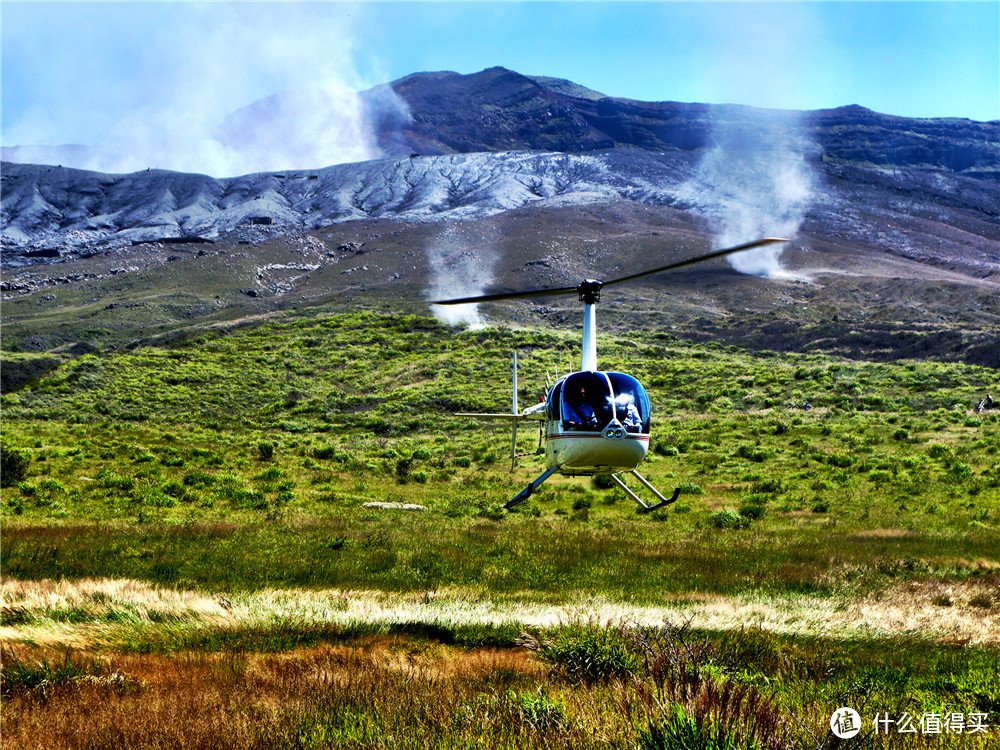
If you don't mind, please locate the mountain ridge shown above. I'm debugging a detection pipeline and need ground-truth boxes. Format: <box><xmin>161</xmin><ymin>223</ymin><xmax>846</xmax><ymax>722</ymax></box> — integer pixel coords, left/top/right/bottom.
<box><xmin>4</xmin><ymin>66</ymin><xmax>997</xmax><ymax>177</ymax></box>
<box><xmin>365</xmin><ymin>67</ymin><xmax>998</xmax><ymax>178</ymax></box>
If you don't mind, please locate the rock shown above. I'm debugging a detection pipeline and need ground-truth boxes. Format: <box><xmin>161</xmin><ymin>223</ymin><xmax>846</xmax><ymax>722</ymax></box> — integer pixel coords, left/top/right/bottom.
<box><xmin>362</xmin><ymin>501</ymin><xmax>427</xmax><ymax>511</ymax></box>
<box><xmin>19</xmin><ymin>248</ymin><xmax>60</xmax><ymax>258</ymax></box>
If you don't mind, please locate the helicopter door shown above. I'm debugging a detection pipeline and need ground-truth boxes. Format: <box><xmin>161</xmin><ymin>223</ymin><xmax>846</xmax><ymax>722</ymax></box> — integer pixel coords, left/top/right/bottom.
<box><xmin>560</xmin><ymin>372</ymin><xmax>613</xmax><ymax>431</ymax></box>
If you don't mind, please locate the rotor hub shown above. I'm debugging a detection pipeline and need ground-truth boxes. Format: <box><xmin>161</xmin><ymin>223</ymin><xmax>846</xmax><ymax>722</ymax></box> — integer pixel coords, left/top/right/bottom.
<box><xmin>578</xmin><ymin>280</ymin><xmax>603</xmax><ymax>305</ymax></box>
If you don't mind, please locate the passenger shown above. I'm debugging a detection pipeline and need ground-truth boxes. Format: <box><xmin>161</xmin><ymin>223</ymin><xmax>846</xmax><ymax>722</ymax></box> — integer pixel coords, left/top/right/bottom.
<box><xmin>619</xmin><ymin>401</ymin><xmax>642</xmax><ymax>432</ymax></box>
<box><xmin>564</xmin><ymin>385</ymin><xmax>599</xmax><ymax>430</ymax></box>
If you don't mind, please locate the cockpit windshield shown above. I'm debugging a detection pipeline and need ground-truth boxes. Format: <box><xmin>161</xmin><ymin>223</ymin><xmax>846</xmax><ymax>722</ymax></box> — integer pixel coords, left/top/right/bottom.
<box><xmin>607</xmin><ymin>372</ymin><xmax>651</xmax><ymax>433</ymax></box>
<box><xmin>552</xmin><ymin>371</ymin><xmax>651</xmax><ymax>433</ymax></box>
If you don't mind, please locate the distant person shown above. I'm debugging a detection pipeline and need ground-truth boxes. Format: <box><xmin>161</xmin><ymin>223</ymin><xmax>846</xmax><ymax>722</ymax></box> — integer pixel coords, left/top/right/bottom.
<box><xmin>986</xmin><ymin>394</ymin><xmax>994</xmax><ymax>410</ymax></box>
<box><xmin>564</xmin><ymin>385</ymin><xmax>598</xmax><ymax>429</ymax></box>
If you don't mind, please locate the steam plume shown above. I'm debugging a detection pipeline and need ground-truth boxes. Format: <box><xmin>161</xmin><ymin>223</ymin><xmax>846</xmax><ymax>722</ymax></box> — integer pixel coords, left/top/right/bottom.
<box><xmin>2</xmin><ymin>5</ymin><xmax>410</xmax><ymax>177</ymax></box>
<box><xmin>679</xmin><ymin>110</ymin><xmax>813</xmax><ymax>279</ymax></box>
<box><xmin>427</xmin><ymin>225</ymin><xmax>498</xmax><ymax>329</ymax></box>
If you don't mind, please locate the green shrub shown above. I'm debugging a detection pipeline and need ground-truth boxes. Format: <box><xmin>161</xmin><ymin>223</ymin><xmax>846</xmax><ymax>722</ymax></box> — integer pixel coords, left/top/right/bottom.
<box><xmin>826</xmin><ymin>452</ymin><xmax>853</xmax><ymax>468</ymax></box>
<box><xmin>710</xmin><ymin>509</ymin><xmax>749</xmax><ymax>530</ymax></box>
<box><xmin>255</xmin><ymin>466</ymin><xmax>284</xmax><ymax>481</ymax></box>
<box><xmin>516</xmin><ymin>689</ymin><xmax>566</xmax><ymax>733</ymax></box>
<box><xmin>750</xmin><ymin>477</ymin><xmax>783</xmax><ymax>494</ymax></box>
<box><xmin>654</xmin><ymin>441</ymin><xmax>680</xmax><ymax>457</ymax></box>
<box><xmin>97</xmin><ymin>469</ymin><xmax>134</xmax><ymax>492</ymax></box>
<box><xmin>738</xmin><ymin>500</ymin><xmax>768</xmax><ymax>520</ymax></box>
<box><xmin>929</xmin><ymin>443</ymin><xmax>952</xmax><ymax>459</ymax></box>
<box><xmin>38</xmin><ymin>478</ymin><xmax>66</xmax><ymax>494</ymax></box>
<box><xmin>640</xmin><ymin>705</ymin><xmax>726</xmax><ymax>750</ymax></box>
<box><xmin>736</xmin><ymin>445</ymin><xmax>771</xmax><ymax>463</ymax></box>
<box><xmin>182</xmin><ymin>470</ymin><xmax>215</xmax><ymax>488</ymax></box>
<box><xmin>1</xmin><ymin>444</ymin><xmax>30</xmax><ymax>488</ymax></box>
<box><xmin>677</xmin><ymin>482</ymin><xmax>704</xmax><ymax>495</ymax></box>
<box><xmin>592</xmin><ymin>474</ymin><xmax>615</xmax><ymax>490</ymax></box>
<box><xmin>312</xmin><ymin>446</ymin><xmax>336</xmax><ymax>460</ymax></box>
<box><xmin>476</xmin><ymin>502</ymin><xmax>506</xmax><ymax>521</ymax></box>
<box><xmin>949</xmin><ymin>462</ymin><xmax>973</xmax><ymax>481</ymax></box>
<box><xmin>525</xmin><ymin>624</ymin><xmax>638</xmax><ymax>683</ymax></box>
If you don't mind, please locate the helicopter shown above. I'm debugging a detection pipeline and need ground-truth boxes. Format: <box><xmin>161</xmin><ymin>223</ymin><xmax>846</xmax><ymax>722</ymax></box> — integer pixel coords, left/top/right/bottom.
<box><xmin>433</xmin><ymin>237</ymin><xmax>789</xmax><ymax>513</ymax></box>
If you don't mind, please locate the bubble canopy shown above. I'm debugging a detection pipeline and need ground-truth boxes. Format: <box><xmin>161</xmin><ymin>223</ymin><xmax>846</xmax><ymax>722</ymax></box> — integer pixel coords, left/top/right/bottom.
<box><xmin>548</xmin><ymin>371</ymin><xmax>651</xmax><ymax>433</ymax></box>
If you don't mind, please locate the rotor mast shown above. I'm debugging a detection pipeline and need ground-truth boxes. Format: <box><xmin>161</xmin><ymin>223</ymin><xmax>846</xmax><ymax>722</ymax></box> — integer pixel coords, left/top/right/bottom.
<box><xmin>578</xmin><ymin>280</ymin><xmax>601</xmax><ymax>371</ymax></box>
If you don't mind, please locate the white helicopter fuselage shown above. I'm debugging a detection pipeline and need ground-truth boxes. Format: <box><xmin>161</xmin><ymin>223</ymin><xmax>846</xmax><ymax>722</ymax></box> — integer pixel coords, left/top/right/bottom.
<box><xmin>516</xmin><ymin>365</ymin><xmax>652</xmax><ymax>476</ymax></box>
<box><xmin>543</xmin><ymin>418</ymin><xmax>649</xmax><ymax>476</ymax></box>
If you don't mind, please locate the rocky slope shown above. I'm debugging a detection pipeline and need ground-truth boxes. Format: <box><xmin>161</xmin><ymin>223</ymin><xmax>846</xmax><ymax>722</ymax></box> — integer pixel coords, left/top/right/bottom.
<box><xmin>3</xmin><ymin>149</ymin><xmax>997</xmax><ymax>268</ymax></box>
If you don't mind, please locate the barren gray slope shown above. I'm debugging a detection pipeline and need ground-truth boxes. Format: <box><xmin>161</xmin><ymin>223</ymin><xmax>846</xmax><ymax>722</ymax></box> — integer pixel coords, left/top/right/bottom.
<box><xmin>3</xmin><ymin>150</ymin><xmax>998</xmax><ymax>278</ymax></box>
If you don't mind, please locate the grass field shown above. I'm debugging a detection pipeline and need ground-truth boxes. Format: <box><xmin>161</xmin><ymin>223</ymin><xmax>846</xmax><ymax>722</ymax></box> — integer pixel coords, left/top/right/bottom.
<box><xmin>2</xmin><ymin>310</ymin><xmax>998</xmax><ymax>748</ymax></box>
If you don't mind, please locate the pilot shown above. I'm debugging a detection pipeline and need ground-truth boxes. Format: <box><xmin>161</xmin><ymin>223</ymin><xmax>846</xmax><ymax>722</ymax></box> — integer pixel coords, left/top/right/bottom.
<box><xmin>564</xmin><ymin>385</ymin><xmax>599</xmax><ymax>429</ymax></box>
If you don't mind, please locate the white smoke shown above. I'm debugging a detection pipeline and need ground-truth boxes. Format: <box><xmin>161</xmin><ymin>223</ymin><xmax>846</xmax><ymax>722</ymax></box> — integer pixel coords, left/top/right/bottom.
<box><xmin>678</xmin><ymin>111</ymin><xmax>814</xmax><ymax>279</ymax></box>
<box><xmin>672</xmin><ymin>0</ymin><xmax>821</xmax><ymax>279</ymax></box>
<box><xmin>2</xmin><ymin>5</ymin><xmax>410</xmax><ymax>177</ymax></box>
<box><xmin>426</xmin><ymin>225</ymin><xmax>498</xmax><ymax>329</ymax></box>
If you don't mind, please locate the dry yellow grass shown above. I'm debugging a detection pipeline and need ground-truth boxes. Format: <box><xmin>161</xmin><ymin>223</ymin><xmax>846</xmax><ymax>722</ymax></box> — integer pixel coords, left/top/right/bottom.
<box><xmin>0</xmin><ymin>639</ymin><xmax>589</xmax><ymax>750</ymax></box>
<box><xmin>3</xmin><ymin>576</ymin><xmax>998</xmax><ymax>647</ymax></box>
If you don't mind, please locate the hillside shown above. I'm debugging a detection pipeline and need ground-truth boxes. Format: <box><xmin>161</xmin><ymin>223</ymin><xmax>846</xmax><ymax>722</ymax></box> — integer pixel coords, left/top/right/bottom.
<box><xmin>1</xmin><ymin>68</ymin><xmax>998</xmax><ymax>368</ymax></box>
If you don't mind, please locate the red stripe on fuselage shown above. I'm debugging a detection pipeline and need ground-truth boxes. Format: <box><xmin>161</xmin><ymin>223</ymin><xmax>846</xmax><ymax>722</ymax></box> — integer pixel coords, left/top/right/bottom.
<box><xmin>546</xmin><ymin>433</ymin><xmax>649</xmax><ymax>441</ymax></box>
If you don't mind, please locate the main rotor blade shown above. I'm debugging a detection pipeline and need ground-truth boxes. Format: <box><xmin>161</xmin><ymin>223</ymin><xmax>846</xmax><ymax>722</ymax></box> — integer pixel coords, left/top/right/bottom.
<box><xmin>602</xmin><ymin>237</ymin><xmax>789</xmax><ymax>288</ymax></box>
<box><xmin>431</xmin><ymin>237</ymin><xmax>789</xmax><ymax>305</ymax></box>
<box><xmin>432</xmin><ymin>285</ymin><xmax>579</xmax><ymax>305</ymax></box>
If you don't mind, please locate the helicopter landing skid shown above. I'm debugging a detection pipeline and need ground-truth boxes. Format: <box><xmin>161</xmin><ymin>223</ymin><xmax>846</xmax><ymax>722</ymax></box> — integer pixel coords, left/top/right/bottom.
<box><xmin>504</xmin><ymin>464</ymin><xmax>563</xmax><ymax>509</ymax></box>
<box><xmin>611</xmin><ymin>470</ymin><xmax>682</xmax><ymax>514</ymax></box>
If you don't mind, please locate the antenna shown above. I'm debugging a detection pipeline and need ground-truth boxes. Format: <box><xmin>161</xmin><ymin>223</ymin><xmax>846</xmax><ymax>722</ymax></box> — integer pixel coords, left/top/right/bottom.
<box><xmin>510</xmin><ymin>352</ymin><xmax>518</xmax><ymax>472</ymax></box>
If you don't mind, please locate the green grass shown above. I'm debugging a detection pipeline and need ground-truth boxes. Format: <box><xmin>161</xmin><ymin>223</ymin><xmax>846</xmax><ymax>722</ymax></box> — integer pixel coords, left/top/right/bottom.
<box><xmin>3</xmin><ymin>312</ymin><xmax>997</xmax><ymax>595</ymax></box>
<box><xmin>2</xmin><ymin>311</ymin><xmax>998</xmax><ymax>748</ymax></box>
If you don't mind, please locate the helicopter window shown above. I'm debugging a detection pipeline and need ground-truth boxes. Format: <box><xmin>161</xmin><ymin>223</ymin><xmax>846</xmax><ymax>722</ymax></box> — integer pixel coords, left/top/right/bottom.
<box><xmin>607</xmin><ymin>372</ymin><xmax>651</xmax><ymax>433</ymax></box>
<box><xmin>560</xmin><ymin>372</ymin><xmax>613</xmax><ymax>431</ymax></box>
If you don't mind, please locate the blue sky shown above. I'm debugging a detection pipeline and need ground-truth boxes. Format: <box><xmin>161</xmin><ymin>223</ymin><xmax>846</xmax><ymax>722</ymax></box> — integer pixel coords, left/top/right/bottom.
<box><xmin>3</xmin><ymin>1</ymin><xmax>997</xmax><ymax>152</ymax></box>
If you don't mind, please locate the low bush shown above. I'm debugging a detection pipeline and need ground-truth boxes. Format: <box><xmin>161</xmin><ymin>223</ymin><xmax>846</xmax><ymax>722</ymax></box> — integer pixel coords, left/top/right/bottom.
<box><xmin>522</xmin><ymin>622</ymin><xmax>638</xmax><ymax>683</ymax></box>
<box><xmin>1</xmin><ymin>444</ymin><xmax>30</xmax><ymax>488</ymax></box>
<box><xmin>710</xmin><ymin>509</ymin><xmax>749</xmax><ymax>529</ymax></box>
